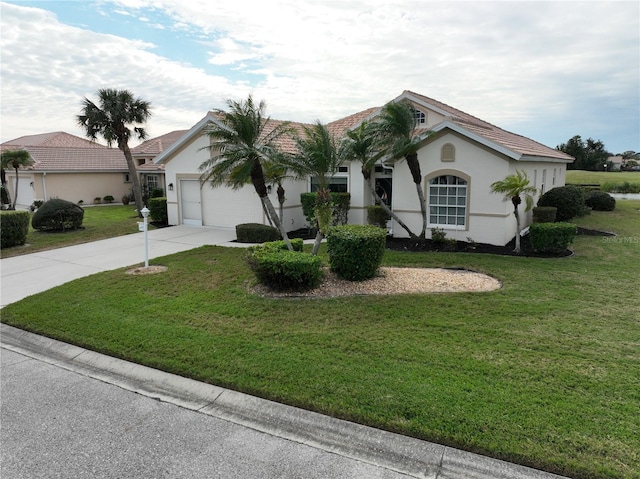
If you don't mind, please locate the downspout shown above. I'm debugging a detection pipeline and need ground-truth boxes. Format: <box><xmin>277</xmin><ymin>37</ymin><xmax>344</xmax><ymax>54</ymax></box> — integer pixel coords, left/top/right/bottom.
<box><xmin>42</xmin><ymin>172</ymin><xmax>47</xmax><ymax>201</ymax></box>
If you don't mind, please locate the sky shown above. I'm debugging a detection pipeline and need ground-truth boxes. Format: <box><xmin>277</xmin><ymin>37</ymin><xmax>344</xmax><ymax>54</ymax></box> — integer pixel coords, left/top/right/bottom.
<box><xmin>1</xmin><ymin>0</ymin><xmax>638</xmax><ymax>154</ymax></box>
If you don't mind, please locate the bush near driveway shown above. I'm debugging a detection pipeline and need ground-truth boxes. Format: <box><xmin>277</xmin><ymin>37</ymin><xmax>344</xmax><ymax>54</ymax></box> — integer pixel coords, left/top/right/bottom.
<box><xmin>31</xmin><ymin>198</ymin><xmax>84</xmax><ymax>232</ymax></box>
<box><xmin>0</xmin><ymin>210</ymin><xmax>30</xmax><ymax>248</ymax></box>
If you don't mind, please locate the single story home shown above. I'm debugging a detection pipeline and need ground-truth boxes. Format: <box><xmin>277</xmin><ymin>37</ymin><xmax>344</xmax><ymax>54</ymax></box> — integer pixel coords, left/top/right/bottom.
<box><xmin>155</xmin><ymin>91</ymin><xmax>575</xmax><ymax>245</ymax></box>
<box><xmin>1</xmin><ymin>131</ymin><xmax>185</xmax><ymax>208</ymax></box>
<box><xmin>154</xmin><ymin>91</ymin><xmax>573</xmax><ymax>246</ymax></box>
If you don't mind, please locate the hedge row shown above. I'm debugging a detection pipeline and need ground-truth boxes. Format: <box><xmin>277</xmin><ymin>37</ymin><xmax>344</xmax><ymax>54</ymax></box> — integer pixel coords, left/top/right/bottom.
<box><xmin>529</xmin><ymin>222</ymin><xmax>577</xmax><ymax>253</ymax></box>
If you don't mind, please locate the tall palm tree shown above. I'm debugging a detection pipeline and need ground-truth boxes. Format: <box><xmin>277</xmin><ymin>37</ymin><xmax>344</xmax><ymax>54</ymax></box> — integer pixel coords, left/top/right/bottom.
<box><xmin>198</xmin><ymin>95</ymin><xmax>293</xmax><ymax>250</ymax></box>
<box><xmin>376</xmin><ymin>101</ymin><xmax>430</xmax><ymax>239</ymax></box>
<box><xmin>77</xmin><ymin>88</ymin><xmax>151</xmax><ymax>217</ymax></box>
<box><xmin>490</xmin><ymin>170</ymin><xmax>538</xmax><ymax>253</ymax></box>
<box><xmin>342</xmin><ymin>120</ymin><xmax>418</xmax><ymax>240</ymax></box>
<box><xmin>284</xmin><ymin>121</ymin><xmax>345</xmax><ymax>255</ymax></box>
<box><xmin>0</xmin><ymin>149</ymin><xmax>33</xmax><ymax>210</ymax></box>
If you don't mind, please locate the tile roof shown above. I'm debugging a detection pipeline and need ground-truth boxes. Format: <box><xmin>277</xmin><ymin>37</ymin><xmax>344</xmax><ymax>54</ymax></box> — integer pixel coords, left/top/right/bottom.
<box><xmin>131</xmin><ymin>130</ymin><xmax>189</xmax><ymax>156</ymax></box>
<box><xmin>21</xmin><ymin>146</ymin><xmax>128</xmax><ymax>172</ymax></box>
<box><xmin>326</xmin><ymin>107</ymin><xmax>380</xmax><ymax>137</ymax></box>
<box><xmin>1</xmin><ymin>131</ymin><xmax>106</xmax><ymax>149</ymax></box>
<box><xmin>403</xmin><ymin>91</ymin><xmax>573</xmax><ymax>161</ymax></box>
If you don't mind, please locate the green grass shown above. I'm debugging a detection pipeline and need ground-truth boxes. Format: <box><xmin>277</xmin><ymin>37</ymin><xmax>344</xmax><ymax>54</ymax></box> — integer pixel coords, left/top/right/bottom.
<box><xmin>566</xmin><ymin>170</ymin><xmax>640</xmax><ymax>186</ymax></box>
<box><xmin>2</xmin><ymin>201</ymin><xmax>639</xmax><ymax>479</ymax></box>
<box><xmin>0</xmin><ymin>205</ymin><xmax>149</xmax><ymax>258</ymax></box>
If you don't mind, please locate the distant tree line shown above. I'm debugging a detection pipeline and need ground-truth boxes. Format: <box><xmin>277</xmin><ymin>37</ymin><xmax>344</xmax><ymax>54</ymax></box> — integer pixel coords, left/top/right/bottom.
<box><xmin>557</xmin><ymin>135</ymin><xmax>639</xmax><ymax>171</ymax></box>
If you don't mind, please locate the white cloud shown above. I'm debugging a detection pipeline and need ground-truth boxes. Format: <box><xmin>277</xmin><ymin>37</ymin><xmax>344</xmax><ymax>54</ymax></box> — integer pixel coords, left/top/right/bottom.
<box><xmin>1</xmin><ymin>0</ymin><xmax>638</xmax><ymax>152</ymax></box>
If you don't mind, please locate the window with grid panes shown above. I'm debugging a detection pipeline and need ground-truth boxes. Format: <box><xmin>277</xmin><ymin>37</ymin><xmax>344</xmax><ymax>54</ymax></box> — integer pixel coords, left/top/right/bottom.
<box><xmin>428</xmin><ymin>175</ymin><xmax>467</xmax><ymax>228</ymax></box>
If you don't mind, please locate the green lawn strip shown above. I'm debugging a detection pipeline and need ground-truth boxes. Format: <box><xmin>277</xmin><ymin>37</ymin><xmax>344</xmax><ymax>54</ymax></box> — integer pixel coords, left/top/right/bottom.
<box><xmin>2</xmin><ymin>203</ymin><xmax>639</xmax><ymax>478</ymax></box>
<box><xmin>0</xmin><ymin>205</ymin><xmax>149</xmax><ymax>258</ymax></box>
<box><xmin>566</xmin><ymin>170</ymin><xmax>640</xmax><ymax>187</ymax></box>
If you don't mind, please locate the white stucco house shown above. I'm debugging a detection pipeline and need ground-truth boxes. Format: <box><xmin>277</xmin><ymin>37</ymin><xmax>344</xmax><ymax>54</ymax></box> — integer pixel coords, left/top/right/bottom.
<box><xmin>154</xmin><ymin>91</ymin><xmax>574</xmax><ymax>246</ymax></box>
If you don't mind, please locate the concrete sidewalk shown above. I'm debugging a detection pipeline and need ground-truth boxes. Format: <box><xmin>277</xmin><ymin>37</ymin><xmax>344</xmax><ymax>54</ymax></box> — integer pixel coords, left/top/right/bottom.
<box><xmin>1</xmin><ymin>228</ymin><xmax>571</xmax><ymax>478</ymax></box>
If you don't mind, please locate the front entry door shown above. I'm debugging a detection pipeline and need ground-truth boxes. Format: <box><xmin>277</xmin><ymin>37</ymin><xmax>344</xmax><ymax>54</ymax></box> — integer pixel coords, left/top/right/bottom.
<box><xmin>180</xmin><ymin>180</ymin><xmax>202</xmax><ymax>226</ymax></box>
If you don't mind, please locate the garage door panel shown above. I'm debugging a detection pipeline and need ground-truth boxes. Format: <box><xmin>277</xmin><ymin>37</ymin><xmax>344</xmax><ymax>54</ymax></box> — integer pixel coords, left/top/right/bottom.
<box><xmin>201</xmin><ymin>185</ymin><xmax>264</xmax><ymax>228</ymax></box>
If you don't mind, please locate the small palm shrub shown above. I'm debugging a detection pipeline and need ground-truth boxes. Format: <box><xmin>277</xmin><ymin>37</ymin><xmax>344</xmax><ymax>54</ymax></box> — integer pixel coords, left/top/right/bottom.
<box><xmin>31</xmin><ymin>198</ymin><xmax>84</xmax><ymax>231</ymax></box>
<box><xmin>537</xmin><ymin>185</ymin><xmax>585</xmax><ymax>221</ymax></box>
<box><xmin>327</xmin><ymin>224</ymin><xmax>386</xmax><ymax>281</ymax></box>
<box><xmin>149</xmin><ymin>197</ymin><xmax>168</xmax><ymax>224</ymax></box>
<box><xmin>529</xmin><ymin>222</ymin><xmax>577</xmax><ymax>253</ymax></box>
<box><xmin>0</xmin><ymin>210</ymin><xmax>30</xmax><ymax>248</ymax></box>
<box><xmin>236</xmin><ymin>223</ymin><xmax>280</xmax><ymax>243</ymax></box>
<box><xmin>585</xmin><ymin>191</ymin><xmax>616</xmax><ymax>211</ymax></box>
<box><xmin>247</xmin><ymin>240</ymin><xmax>322</xmax><ymax>291</ymax></box>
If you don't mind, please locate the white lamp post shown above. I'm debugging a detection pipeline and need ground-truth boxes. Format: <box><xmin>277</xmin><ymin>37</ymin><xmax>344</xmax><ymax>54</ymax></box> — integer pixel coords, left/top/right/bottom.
<box><xmin>141</xmin><ymin>206</ymin><xmax>150</xmax><ymax>268</ymax></box>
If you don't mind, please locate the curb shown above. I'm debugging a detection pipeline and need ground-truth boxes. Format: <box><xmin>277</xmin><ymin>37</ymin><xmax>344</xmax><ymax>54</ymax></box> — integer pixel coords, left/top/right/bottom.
<box><xmin>1</xmin><ymin>324</ymin><xmax>570</xmax><ymax>479</ymax></box>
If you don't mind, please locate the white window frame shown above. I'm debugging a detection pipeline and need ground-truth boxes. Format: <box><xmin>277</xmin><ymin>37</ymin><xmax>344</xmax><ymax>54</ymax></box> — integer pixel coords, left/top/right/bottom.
<box><xmin>427</xmin><ymin>173</ymin><xmax>469</xmax><ymax>230</ymax></box>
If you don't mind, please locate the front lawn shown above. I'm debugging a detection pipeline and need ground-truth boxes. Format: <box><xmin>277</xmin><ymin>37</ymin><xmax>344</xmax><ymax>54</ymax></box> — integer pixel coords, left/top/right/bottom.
<box><xmin>2</xmin><ymin>201</ymin><xmax>639</xmax><ymax>479</ymax></box>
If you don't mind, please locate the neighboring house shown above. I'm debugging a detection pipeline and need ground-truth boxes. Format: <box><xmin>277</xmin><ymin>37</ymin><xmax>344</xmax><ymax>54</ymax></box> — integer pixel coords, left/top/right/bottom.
<box><xmin>154</xmin><ymin>90</ymin><xmax>574</xmax><ymax>246</ymax></box>
<box><xmin>607</xmin><ymin>156</ymin><xmax>623</xmax><ymax>171</ymax></box>
<box><xmin>1</xmin><ymin>131</ymin><xmax>184</xmax><ymax>208</ymax></box>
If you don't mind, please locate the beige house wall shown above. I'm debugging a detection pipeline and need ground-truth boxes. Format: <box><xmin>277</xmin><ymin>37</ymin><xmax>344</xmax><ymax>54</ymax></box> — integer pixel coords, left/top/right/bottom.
<box><xmin>30</xmin><ymin>172</ymin><xmax>130</xmax><ymax>204</ymax></box>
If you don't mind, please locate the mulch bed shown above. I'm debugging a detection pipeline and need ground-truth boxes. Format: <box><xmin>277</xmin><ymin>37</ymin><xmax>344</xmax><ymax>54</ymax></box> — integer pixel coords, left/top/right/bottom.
<box><xmin>289</xmin><ymin>227</ymin><xmax>615</xmax><ymax>258</ymax></box>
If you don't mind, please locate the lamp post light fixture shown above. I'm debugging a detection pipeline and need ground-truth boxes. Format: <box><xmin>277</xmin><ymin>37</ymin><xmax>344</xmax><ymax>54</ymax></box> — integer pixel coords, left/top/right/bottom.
<box><xmin>141</xmin><ymin>206</ymin><xmax>150</xmax><ymax>268</ymax></box>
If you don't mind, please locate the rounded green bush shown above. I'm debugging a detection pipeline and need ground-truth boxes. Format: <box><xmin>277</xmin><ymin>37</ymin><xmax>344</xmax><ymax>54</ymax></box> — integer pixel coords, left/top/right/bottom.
<box><xmin>327</xmin><ymin>224</ymin><xmax>386</xmax><ymax>281</ymax></box>
<box><xmin>31</xmin><ymin>198</ymin><xmax>84</xmax><ymax>231</ymax></box>
<box><xmin>532</xmin><ymin>206</ymin><xmax>557</xmax><ymax>223</ymax></box>
<box><xmin>367</xmin><ymin>205</ymin><xmax>391</xmax><ymax>228</ymax></box>
<box><xmin>247</xmin><ymin>247</ymin><xmax>323</xmax><ymax>291</ymax></box>
<box><xmin>537</xmin><ymin>185</ymin><xmax>585</xmax><ymax>222</ymax></box>
<box><xmin>0</xmin><ymin>210</ymin><xmax>30</xmax><ymax>248</ymax></box>
<box><xmin>585</xmin><ymin>191</ymin><xmax>616</xmax><ymax>211</ymax></box>
<box><xmin>236</xmin><ymin>223</ymin><xmax>280</xmax><ymax>243</ymax></box>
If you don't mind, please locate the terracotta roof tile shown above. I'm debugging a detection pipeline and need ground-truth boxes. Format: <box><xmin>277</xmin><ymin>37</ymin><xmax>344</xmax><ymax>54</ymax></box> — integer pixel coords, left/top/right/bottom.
<box><xmin>131</xmin><ymin>130</ymin><xmax>189</xmax><ymax>156</ymax></box>
<box><xmin>404</xmin><ymin>90</ymin><xmax>572</xmax><ymax>160</ymax></box>
<box><xmin>2</xmin><ymin>131</ymin><xmax>106</xmax><ymax>149</ymax></box>
<box><xmin>20</xmin><ymin>146</ymin><xmax>127</xmax><ymax>172</ymax></box>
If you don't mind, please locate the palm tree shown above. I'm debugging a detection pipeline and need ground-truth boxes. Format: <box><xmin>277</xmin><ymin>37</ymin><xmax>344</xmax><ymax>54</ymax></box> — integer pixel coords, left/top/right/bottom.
<box><xmin>0</xmin><ymin>149</ymin><xmax>33</xmax><ymax>210</ymax></box>
<box><xmin>77</xmin><ymin>88</ymin><xmax>151</xmax><ymax>217</ymax></box>
<box><xmin>490</xmin><ymin>170</ymin><xmax>538</xmax><ymax>253</ymax></box>
<box><xmin>375</xmin><ymin>101</ymin><xmax>430</xmax><ymax>239</ymax></box>
<box><xmin>284</xmin><ymin>121</ymin><xmax>345</xmax><ymax>255</ymax></box>
<box><xmin>342</xmin><ymin>120</ymin><xmax>418</xmax><ymax>240</ymax></box>
<box><xmin>198</xmin><ymin>95</ymin><xmax>293</xmax><ymax>250</ymax></box>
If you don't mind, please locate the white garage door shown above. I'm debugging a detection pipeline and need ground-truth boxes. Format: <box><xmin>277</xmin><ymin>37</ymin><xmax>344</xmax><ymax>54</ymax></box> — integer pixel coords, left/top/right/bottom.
<box><xmin>201</xmin><ymin>183</ymin><xmax>265</xmax><ymax>228</ymax></box>
<box><xmin>15</xmin><ymin>175</ymin><xmax>34</xmax><ymax>208</ymax></box>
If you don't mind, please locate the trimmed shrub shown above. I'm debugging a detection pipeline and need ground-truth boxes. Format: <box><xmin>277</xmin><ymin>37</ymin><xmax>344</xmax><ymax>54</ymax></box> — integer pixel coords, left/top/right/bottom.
<box><xmin>31</xmin><ymin>198</ymin><xmax>84</xmax><ymax>231</ymax></box>
<box><xmin>149</xmin><ymin>197</ymin><xmax>168</xmax><ymax>224</ymax></box>
<box><xmin>247</xmin><ymin>245</ymin><xmax>323</xmax><ymax>291</ymax></box>
<box><xmin>326</xmin><ymin>224</ymin><xmax>386</xmax><ymax>281</ymax></box>
<box><xmin>256</xmin><ymin>238</ymin><xmax>304</xmax><ymax>252</ymax></box>
<box><xmin>585</xmin><ymin>191</ymin><xmax>616</xmax><ymax>211</ymax></box>
<box><xmin>367</xmin><ymin>205</ymin><xmax>391</xmax><ymax>228</ymax></box>
<box><xmin>537</xmin><ymin>185</ymin><xmax>585</xmax><ymax>222</ymax></box>
<box><xmin>532</xmin><ymin>206</ymin><xmax>557</xmax><ymax>223</ymax></box>
<box><xmin>103</xmin><ymin>195</ymin><xmax>114</xmax><ymax>203</ymax></box>
<box><xmin>529</xmin><ymin>222</ymin><xmax>577</xmax><ymax>253</ymax></box>
<box><xmin>300</xmin><ymin>192</ymin><xmax>351</xmax><ymax>227</ymax></box>
<box><xmin>0</xmin><ymin>210</ymin><xmax>30</xmax><ymax>248</ymax></box>
<box><xmin>236</xmin><ymin>223</ymin><xmax>280</xmax><ymax>243</ymax></box>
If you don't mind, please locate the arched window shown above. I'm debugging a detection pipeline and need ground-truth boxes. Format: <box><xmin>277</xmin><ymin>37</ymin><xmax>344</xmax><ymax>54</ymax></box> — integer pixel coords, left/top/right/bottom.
<box><xmin>441</xmin><ymin>143</ymin><xmax>455</xmax><ymax>162</ymax></box>
<box><xmin>413</xmin><ymin>109</ymin><xmax>426</xmax><ymax>125</ymax></box>
<box><xmin>428</xmin><ymin>175</ymin><xmax>467</xmax><ymax>228</ymax></box>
